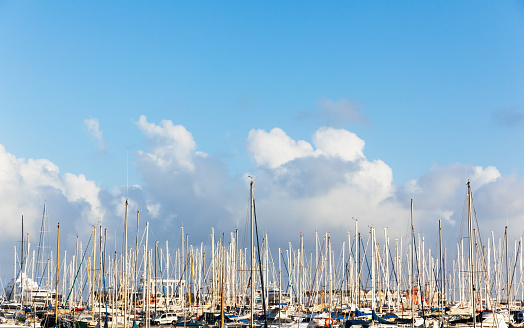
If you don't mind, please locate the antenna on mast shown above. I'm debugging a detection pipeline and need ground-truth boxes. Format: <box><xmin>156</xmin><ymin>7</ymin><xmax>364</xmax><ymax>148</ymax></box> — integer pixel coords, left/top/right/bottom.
<box><xmin>126</xmin><ymin>151</ymin><xmax>129</xmax><ymax>200</ymax></box>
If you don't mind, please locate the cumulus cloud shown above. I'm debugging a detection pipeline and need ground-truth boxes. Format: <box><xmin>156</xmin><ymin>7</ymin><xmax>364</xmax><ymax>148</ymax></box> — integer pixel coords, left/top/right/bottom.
<box><xmin>473</xmin><ymin>175</ymin><xmax>524</xmax><ymax>227</ymax></box>
<box><xmin>0</xmin><ymin>144</ymin><xmax>118</xmax><ymax>278</ymax></box>
<box><xmin>246</xmin><ymin>127</ymin><xmax>366</xmax><ymax>169</ymax></box>
<box><xmin>134</xmin><ymin>116</ymin><xmax>244</xmax><ymax>243</ymax></box>
<box><xmin>245</xmin><ymin>126</ymin><xmax>521</xmax><ymax>250</ymax></box>
<box><xmin>246</xmin><ymin>128</ymin><xmax>314</xmax><ymax>169</ymax></box>
<box><xmin>0</xmin><ymin>143</ymin><xmax>166</xmax><ymax>280</ymax></box>
<box><xmin>0</xmin><ymin>145</ymin><xmax>106</xmax><ymax>232</ymax></box>
<box><xmin>246</xmin><ymin>126</ymin><xmax>399</xmax><ymax>246</ymax></box>
<box><xmin>397</xmin><ymin>164</ymin><xmax>500</xmax><ymax>212</ymax></box>
<box><xmin>1</xmin><ymin>117</ymin><xmax>523</xmax><ymax>284</ymax></box>
<box><xmin>313</xmin><ymin>127</ymin><xmax>365</xmax><ymax>162</ymax></box>
<box><xmin>84</xmin><ymin>118</ymin><xmax>106</xmax><ymax>152</ymax></box>
<box><xmin>393</xmin><ymin>163</ymin><xmax>508</xmax><ymax>245</ymax></box>
<box><xmin>135</xmin><ymin>115</ymin><xmax>201</xmax><ymax>171</ymax></box>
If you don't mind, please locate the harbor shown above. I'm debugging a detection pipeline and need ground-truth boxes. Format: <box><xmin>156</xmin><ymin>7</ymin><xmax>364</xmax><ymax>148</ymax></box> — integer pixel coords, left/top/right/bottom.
<box><xmin>1</xmin><ymin>182</ymin><xmax>523</xmax><ymax>328</ymax></box>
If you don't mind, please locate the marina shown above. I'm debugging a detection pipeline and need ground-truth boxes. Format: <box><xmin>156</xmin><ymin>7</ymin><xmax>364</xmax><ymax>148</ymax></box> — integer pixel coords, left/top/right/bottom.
<box><xmin>1</xmin><ymin>182</ymin><xmax>523</xmax><ymax>328</ymax></box>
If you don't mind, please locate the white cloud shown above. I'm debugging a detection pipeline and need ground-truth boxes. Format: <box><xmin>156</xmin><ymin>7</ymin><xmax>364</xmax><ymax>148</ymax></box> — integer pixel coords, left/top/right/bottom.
<box><xmin>346</xmin><ymin>159</ymin><xmax>393</xmax><ymax>204</ymax></box>
<box><xmin>312</xmin><ymin>127</ymin><xmax>365</xmax><ymax>162</ymax></box>
<box><xmin>62</xmin><ymin>172</ymin><xmax>105</xmax><ymax>224</ymax></box>
<box><xmin>469</xmin><ymin>165</ymin><xmax>500</xmax><ymax>190</ymax></box>
<box><xmin>245</xmin><ymin>127</ymin><xmax>401</xmax><ymax>243</ymax></box>
<box><xmin>133</xmin><ymin>116</ymin><xmax>242</xmax><ymax>242</ymax></box>
<box><xmin>135</xmin><ymin>115</ymin><xmax>199</xmax><ymax>171</ymax></box>
<box><xmin>1</xmin><ymin>118</ymin><xmax>523</xmax><ymax>282</ymax></box>
<box><xmin>84</xmin><ymin>118</ymin><xmax>106</xmax><ymax>152</ymax></box>
<box><xmin>246</xmin><ymin>127</ymin><xmax>366</xmax><ymax>169</ymax></box>
<box><xmin>0</xmin><ymin>144</ymin><xmax>115</xmax><ymax>273</ymax></box>
<box><xmin>246</xmin><ymin>128</ymin><xmax>314</xmax><ymax>168</ymax></box>
<box><xmin>243</xmin><ymin>126</ymin><xmax>524</xmax><ymax>248</ymax></box>
<box><xmin>398</xmin><ymin>164</ymin><xmax>501</xmax><ymax>209</ymax></box>
<box><xmin>393</xmin><ymin>163</ymin><xmax>506</xmax><ymax>236</ymax></box>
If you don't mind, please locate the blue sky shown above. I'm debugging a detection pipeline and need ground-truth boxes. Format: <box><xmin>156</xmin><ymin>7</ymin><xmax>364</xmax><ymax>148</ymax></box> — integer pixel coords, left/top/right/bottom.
<box><xmin>0</xmin><ymin>2</ymin><xmax>523</xmax><ymax>278</ymax></box>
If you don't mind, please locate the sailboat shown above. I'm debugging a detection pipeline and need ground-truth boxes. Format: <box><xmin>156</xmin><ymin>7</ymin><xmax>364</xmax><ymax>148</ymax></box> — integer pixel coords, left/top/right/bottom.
<box><xmin>3</xmin><ymin>208</ymin><xmax>56</xmax><ymax>328</ymax></box>
<box><xmin>448</xmin><ymin>182</ymin><xmax>507</xmax><ymax>328</ymax></box>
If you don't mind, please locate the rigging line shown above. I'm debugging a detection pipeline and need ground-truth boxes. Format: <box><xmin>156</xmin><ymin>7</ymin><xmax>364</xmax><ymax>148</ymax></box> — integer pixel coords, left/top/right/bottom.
<box><xmin>457</xmin><ymin>193</ymin><xmax>469</xmax><ymax>252</ymax></box>
<box><xmin>348</xmin><ymin>232</ymin><xmax>356</xmax><ymax>263</ymax></box>
<box><xmin>333</xmin><ymin>246</ymin><xmax>347</xmax><ymax>295</ymax></box>
<box><xmin>253</xmin><ymin>199</ymin><xmax>268</xmax><ymax>328</ymax></box>
<box><xmin>373</xmin><ymin>240</ymin><xmax>391</xmax><ymax>309</ymax></box>
<box><xmin>306</xmin><ymin>234</ymin><xmax>327</xmax><ymax>308</ymax></box>
<box><xmin>426</xmin><ymin>230</ymin><xmax>443</xmax><ymax>307</ymax></box>
<box><xmin>361</xmin><ymin>237</ymin><xmax>372</xmax><ymax>290</ymax></box>
<box><xmin>155</xmin><ymin>243</ymin><xmax>169</xmax><ymax>312</ymax></box>
<box><xmin>509</xmin><ymin>239</ymin><xmax>522</xmax><ymax>298</ymax></box>
<box><xmin>372</xmin><ymin>242</ymin><xmax>392</xmax><ymax>305</ymax></box>
<box><xmin>412</xmin><ymin>231</ymin><xmax>428</xmax><ymax>321</ymax></box>
<box><xmin>102</xmin><ymin>249</ymin><xmax>109</xmax><ymax>328</ymax></box>
<box><xmin>265</xmin><ymin>245</ymin><xmax>277</xmax><ymax>290</ymax></box>
<box><xmin>279</xmin><ymin>251</ymin><xmax>298</xmax><ymax>302</ymax></box>
<box><xmin>65</xmin><ymin>232</ymin><xmax>93</xmax><ymax>306</ymax></box>
<box><xmin>429</xmin><ymin>262</ymin><xmax>440</xmax><ymax>306</ymax></box>
<box><xmin>387</xmin><ymin>245</ymin><xmax>399</xmax><ymax>289</ymax></box>
<box><xmin>37</xmin><ymin>261</ymin><xmax>49</xmax><ymax>289</ymax></box>
<box><xmin>79</xmin><ymin>267</ymin><xmax>90</xmax><ymax>307</ymax></box>
<box><xmin>173</xmin><ymin>254</ymin><xmax>191</xmax><ymax>296</ymax></box>
<box><xmin>470</xmin><ymin>190</ymin><xmax>498</xmax><ymax>304</ymax></box>
<box><xmin>35</xmin><ymin>201</ymin><xmax>48</xmax><ymax>287</ymax></box>
<box><xmin>8</xmin><ymin>220</ymin><xmax>26</xmax><ymax>301</ymax></box>
<box><xmin>135</xmin><ymin>223</ymin><xmax>148</xmax><ymax>265</ymax></box>
<box><xmin>387</xmin><ymin>243</ymin><xmax>406</xmax><ymax>309</ymax></box>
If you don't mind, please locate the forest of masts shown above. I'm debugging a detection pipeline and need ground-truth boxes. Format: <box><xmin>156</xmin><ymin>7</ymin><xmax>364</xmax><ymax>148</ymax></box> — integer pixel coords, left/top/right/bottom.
<box><xmin>11</xmin><ymin>218</ymin><xmax>524</xmax><ymax>314</ymax></box>
<box><xmin>9</xmin><ymin>195</ymin><xmax>524</xmax><ymax>316</ymax></box>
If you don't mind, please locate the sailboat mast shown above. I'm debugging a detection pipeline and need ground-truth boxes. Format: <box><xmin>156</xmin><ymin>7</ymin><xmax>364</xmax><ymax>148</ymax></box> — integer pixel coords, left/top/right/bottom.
<box><xmin>505</xmin><ymin>226</ymin><xmax>509</xmax><ymax>310</ymax></box>
<box><xmin>250</xmin><ymin>180</ymin><xmax>254</xmax><ymax>328</ymax></box>
<box><xmin>21</xmin><ymin>215</ymin><xmax>24</xmax><ymax>285</ymax></box>
<box><xmin>221</xmin><ymin>233</ymin><xmax>225</xmax><ymax>328</ymax></box>
<box><xmin>135</xmin><ymin>211</ymin><xmax>140</xmax><ymax>318</ymax></box>
<box><xmin>371</xmin><ymin>227</ymin><xmax>376</xmax><ymax>311</ymax></box>
<box><xmin>99</xmin><ymin>226</ymin><xmax>103</xmax><ymax>326</ymax></box>
<box><xmin>439</xmin><ymin>219</ymin><xmax>443</xmax><ymax>325</ymax></box>
<box><xmin>92</xmin><ymin>226</ymin><xmax>97</xmax><ymax>315</ymax></box>
<box><xmin>55</xmin><ymin>223</ymin><xmax>60</xmax><ymax>323</ymax></box>
<box><xmin>354</xmin><ymin>218</ymin><xmax>358</xmax><ymax>306</ymax></box>
<box><xmin>124</xmin><ymin>199</ymin><xmax>128</xmax><ymax>328</ymax></box>
<box><xmin>410</xmin><ymin>199</ymin><xmax>414</xmax><ymax>328</ymax></box>
<box><xmin>358</xmin><ymin>232</ymin><xmax>361</xmax><ymax>309</ymax></box>
<box><xmin>467</xmin><ymin>181</ymin><xmax>476</xmax><ymax>328</ymax></box>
